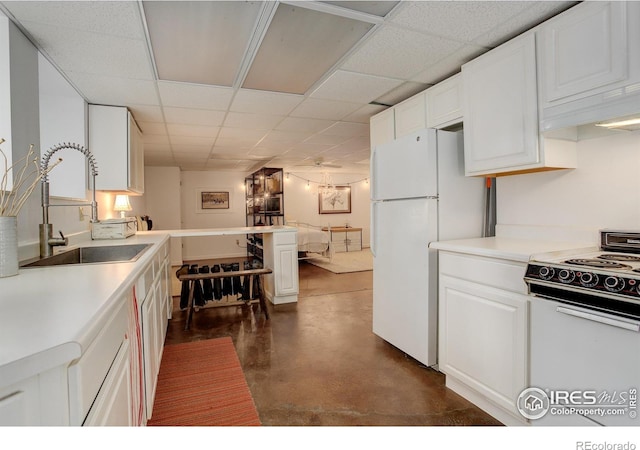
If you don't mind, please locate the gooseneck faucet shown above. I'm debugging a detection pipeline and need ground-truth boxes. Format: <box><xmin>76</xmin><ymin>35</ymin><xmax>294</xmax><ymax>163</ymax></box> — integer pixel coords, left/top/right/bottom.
<box><xmin>39</xmin><ymin>143</ymin><xmax>99</xmax><ymax>258</ymax></box>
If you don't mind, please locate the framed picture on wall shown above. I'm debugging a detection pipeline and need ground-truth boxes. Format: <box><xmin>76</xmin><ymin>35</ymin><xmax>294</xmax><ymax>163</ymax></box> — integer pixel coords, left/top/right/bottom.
<box><xmin>319</xmin><ymin>186</ymin><xmax>351</xmax><ymax>214</ymax></box>
<box><xmin>201</xmin><ymin>191</ymin><xmax>229</xmax><ymax>209</ymax></box>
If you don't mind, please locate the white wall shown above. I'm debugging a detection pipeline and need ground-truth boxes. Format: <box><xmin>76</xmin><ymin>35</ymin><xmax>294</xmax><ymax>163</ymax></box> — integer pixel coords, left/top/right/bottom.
<box><xmin>496</xmin><ymin>130</ymin><xmax>640</xmax><ymax>243</ymax></box>
<box><xmin>143</xmin><ymin>166</ymin><xmax>181</xmax><ymax>265</ymax></box>
<box><xmin>180</xmin><ymin>170</ymin><xmax>247</xmax><ymax>260</ymax></box>
<box><xmin>284</xmin><ymin>172</ymin><xmax>371</xmax><ymax>246</ymax></box>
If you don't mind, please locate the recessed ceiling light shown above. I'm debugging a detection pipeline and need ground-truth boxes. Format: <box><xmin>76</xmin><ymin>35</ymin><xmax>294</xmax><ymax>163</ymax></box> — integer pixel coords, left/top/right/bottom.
<box><xmin>595</xmin><ymin>117</ymin><xmax>640</xmax><ymax>130</ymax></box>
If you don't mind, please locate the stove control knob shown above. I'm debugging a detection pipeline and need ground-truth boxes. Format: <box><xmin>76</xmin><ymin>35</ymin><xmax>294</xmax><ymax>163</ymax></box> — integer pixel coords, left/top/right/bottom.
<box><xmin>538</xmin><ymin>266</ymin><xmax>555</xmax><ymax>280</ymax></box>
<box><xmin>604</xmin><ymin>276</ymin><xmax>625</xmax><ymax>292</ymax></box>
<box><xmin>558</xmin><ymin>269</ymin><xmax>576</xmax><ymax>283</ymax></box>
<box><xmin>580</xmin><ymin>272</ymin><xmax>599</xmax><ymax>287</ymax></box>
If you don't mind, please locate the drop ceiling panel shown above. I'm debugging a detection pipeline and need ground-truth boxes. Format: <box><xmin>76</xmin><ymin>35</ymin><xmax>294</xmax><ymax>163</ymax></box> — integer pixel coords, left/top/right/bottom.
<box><xmin>290</xmin><ymin>98</ymin><xmax>363</xmax><ymax>121</ymax></box>
<box><xmin>142</xmin><ymin>134</ymin><xmax>170</xmax><ymax>145</ymax></box>
<box><xmin>310</xmin><ymin>70</ymin><xmax>402</xmax><ymax>103</ymax></box>
<box><xmin>137</xmin><ymin>122</ymin><xmax>167</xmax><ymax>135</ymax></box>
<box><xmin>169</xmin><ymin>135</ymin><xmax>216</xmax><ymax>147</ymax></box>
<box><xmin>223</xmin><ymin>112</ymin><xmax>284</xmax><ymax>130</ymax></box>
<box><xmin>260</xmin><ymin>130</ymin><xmax>314</xmax><ymax>145</ymax></box>
<box><xmin>319</xmin><ymin>121</ymin><xmax>369</xmax><ymax>137</ymax></box>
<box><xmin>163</xmin><ymin>107</ymin><xmax>226</xmax><ymax>127</ymax></box>
<box><xmin>321</xmin><ymin>1</ymin><xmax>400</xmax><ymax>17</ymax></box>
<box><xmin>69</xmin><ymin>72</ymin><xmax>159</xmax><ymax>106</ymax></box>
<box><xmin>242</xmin><ymin>3</ymin><xmax>374</xmax><ymax>94</ymax></box>
<box><xmin>129</xmin><ymin>105</ymin><xmax>165</xmax><ymax>123</ymax></box>
<box><xmin>374</xmin><ymin>81</ymin><xmax>431</xmax><ymax>106</ymax></box>
<box><xmin>143</xmin><ymin>1</ymin><xmax>262</xmax><ymax>86</ymax></box>
<box><xmin>158</xmin><ymin>81</ymin><xmax>233</xmax><ymax>110</ymax></box>
<box><xmin>302</xmin><ymin>133</ymin><xmax>351</xmax><ymax>146</ymax></box>
<box><xmin>20</xmin><ymin>21</ymin><xmax>153</xmax><ymax>79</ymax></box>
<box><xmin>3</xmin><ymin>1</ymin><xmax>145</xmax><ymax>38</ymax></box>
<box><xmin>276</xmin><ymin>117</ymin><xmax>335</xmax><ymax>134</ymax></box>
<box><xmin>166</xmin><ymin>123</ymin><xmax>219</xmax><ymax>139</ymax></box>
<box><xmin>389</xmin><ymin>1</ymin><xmax>532</xmax><ymax>44</ymax></box>
<box><xmin>342</xmin><ymin>104</ymin><xmax>387</xmax><ymax>123</ymax></box>
<box><xmin>410</xmin><ymin>44</ymin><xmax>487</xmax><ymax>85</ymax></box>
<box><xmin>341</xmin><ymin>25</ymin><xmax>464</xmax><ymax>79</ymax></box>
<box><xmin>230</xmin><ymin>89</ymin><xmax>303</xmax><ymax>115</ymax></box>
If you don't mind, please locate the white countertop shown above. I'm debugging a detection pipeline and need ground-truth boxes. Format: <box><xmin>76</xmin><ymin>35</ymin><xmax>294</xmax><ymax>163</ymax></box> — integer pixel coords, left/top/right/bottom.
<box><xmin>0</xmin><ymin>225</ymin><xmax>298</xmax><ymax>387</ymax></box>
<box><xmin>0</xmin><ymin>232</ymin><xmax>170</xmax><ymax>387</ymax></box>
<box><xmin>430</xmin><ymin>236</ymin><xmax>596</xmax><ymax>263</ymax></box>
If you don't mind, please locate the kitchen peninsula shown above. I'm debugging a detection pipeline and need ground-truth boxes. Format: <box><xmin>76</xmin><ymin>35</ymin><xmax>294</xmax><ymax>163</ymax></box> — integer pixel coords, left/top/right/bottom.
<box><xmin>0</xmin><ymin>225</ymin><xmax>297</xmax><ymax>426</ymax></box>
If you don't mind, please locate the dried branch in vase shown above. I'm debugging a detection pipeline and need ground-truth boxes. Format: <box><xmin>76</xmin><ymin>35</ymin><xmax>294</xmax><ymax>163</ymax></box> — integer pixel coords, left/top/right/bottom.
<box><xmin>0</xmin><ymin>138</ymin><xmax>62</xmax><ymax>217</ymax></box>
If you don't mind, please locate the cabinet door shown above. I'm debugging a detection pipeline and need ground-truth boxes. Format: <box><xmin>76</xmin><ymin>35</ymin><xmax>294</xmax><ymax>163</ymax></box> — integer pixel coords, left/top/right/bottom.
<box><xmin>141</xmin><ymin>283</ymin><xmax>160</xmax><ymax>419</ymax></box>
<box><xmin>394</xmin><ymin>93</ymin><xmax>426</xmax><ymax>138</ymax></box>
<box><xmin>438</xmin><ymin>275</ymin><xmax>528</xmax><ymax>418</ymax></box>
<box><xmin>0</xmin><ymin>377</ymin><xmax>41</xmax><ymax>426</ymax></box>
<box><xmin>426</xmin><ymin>73</ymin><xmax>463</xmax><ymax>129</ymax></box>
<box><xmin>90</xmin><ymin>104</ymin><xmax>144</xmax><ymax>193</ymax></box>
<box><xmin>538</xmin><ymin>2</ymin><xmax>628</xmax><ymax>106</ymax></box>
<box><xmin>462</xmin><ymin>33</ymin><xmax>539</xmax><ymax>175</ymax></box>
<box><xmin>83</xmin><ymin>339</ymin><xmax>132</xmax><ymax>426</ymax></box>
<box><xmin>346</xmin><ymin>230</ymin><xmax>362</xmax><ymax>252</ymax></box>
<box><xmin>128</xmin><ymin>113</ymin><xmax>144</xmax><ymax>194</ymax></box>
<box><xmin>369</xmin><ymin>108</ymin><xmax>395</xmax><ymax>149</ymax></box>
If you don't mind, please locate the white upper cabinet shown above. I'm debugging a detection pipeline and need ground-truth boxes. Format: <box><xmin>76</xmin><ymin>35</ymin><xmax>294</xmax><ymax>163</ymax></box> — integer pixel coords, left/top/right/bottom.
<box><xmin>425</xmin><ymin>73</ymin><xmax>463</xmax><ymax>129</ymax></box>
<box><xmin>462</xmin><ymin>32</ymin><xmax>576</xmax><ymax>177</ymax></box>
<box><xmin>89</xmin><ymin>104</ymin><xmax>144</xmax><ymax>194</ymax></box>
<box><xmin>538</xmin><ymin>1</ymin><xmax>640</xmax><ymax>131</ymax></box>
<box><xmin>369</xmin><ymin>107</ymin><xmax>395</xmax><ymax>149</ymax></box>
<box><xmin>393</xmin><ymin>92</ymin><xmax>426</xmax><ymax>139</ymax></box>
<box><xmin>38</xmin><ymin>54</ymin><xmax>87</xmax><ymax>200</ymax></box>
<box><xmin>462</xmin><ymin>33</ymin><xmax>540</xmax><ymax>176</ymax></box>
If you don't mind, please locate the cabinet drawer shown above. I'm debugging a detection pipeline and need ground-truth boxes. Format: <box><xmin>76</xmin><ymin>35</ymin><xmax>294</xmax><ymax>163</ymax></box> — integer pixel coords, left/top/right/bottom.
<box><xmin>68</xmin><ymin>299</ymin><xmax>128</xmax><ymax>425</ymax></box>
<box><xmin>275</xmin><ymin>231</ymin><xmax>297</xmax><ymax>246</ymax></box>
<box><xmin>439</xmin><ymin>252</ymin><xmax>527</xmax><ymax>294</ymax></box>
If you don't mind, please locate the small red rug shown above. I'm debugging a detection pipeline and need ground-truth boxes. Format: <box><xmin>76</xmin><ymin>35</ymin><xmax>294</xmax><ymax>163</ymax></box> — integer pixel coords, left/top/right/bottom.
<box><xmin>147</xmin><ymin>337</ymin><xmax>261</xmax><ymax>426</ymax></box>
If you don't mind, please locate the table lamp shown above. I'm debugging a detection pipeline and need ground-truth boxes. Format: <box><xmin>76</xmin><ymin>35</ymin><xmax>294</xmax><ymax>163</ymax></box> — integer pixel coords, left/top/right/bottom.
<box><xmin>113</xmin><ymin>194</ymin><xmax>132</xmax><ymax>219</ymax></box>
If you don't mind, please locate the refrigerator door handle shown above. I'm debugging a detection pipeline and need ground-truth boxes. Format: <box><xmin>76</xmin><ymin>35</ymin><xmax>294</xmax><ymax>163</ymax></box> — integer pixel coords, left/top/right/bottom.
<box><xmin>370</xmin><ymin>202</ymin><xmax>377</xmax><ymax>257</ymax></box>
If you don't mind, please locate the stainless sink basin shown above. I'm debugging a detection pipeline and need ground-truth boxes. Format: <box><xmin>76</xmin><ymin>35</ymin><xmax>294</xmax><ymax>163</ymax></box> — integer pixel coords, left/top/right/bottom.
<box><xmin>22</xmin><ymin>244</ymin><xmax>152</xmax><ymax>267</ymax></box>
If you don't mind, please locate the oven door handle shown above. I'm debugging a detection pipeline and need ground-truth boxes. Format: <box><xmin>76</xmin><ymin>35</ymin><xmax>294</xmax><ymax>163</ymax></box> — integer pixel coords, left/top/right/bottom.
<box><xmin>556</xmin><ymin>306</ymin><xmax>640</xmax><ymax>332</ymax></box>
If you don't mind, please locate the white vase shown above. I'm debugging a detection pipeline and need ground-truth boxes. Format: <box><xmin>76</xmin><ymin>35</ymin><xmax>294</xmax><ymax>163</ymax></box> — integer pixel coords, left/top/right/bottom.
<box><xmin>0</xmin><ymin>216</ymin><xmax>19</xmax><ymax>277</ymax></box>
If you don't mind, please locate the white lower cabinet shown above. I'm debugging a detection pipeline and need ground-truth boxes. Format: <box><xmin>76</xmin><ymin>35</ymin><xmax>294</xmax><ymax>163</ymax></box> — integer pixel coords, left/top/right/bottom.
<box><xmin>83</xmin><ymin>339</ymin><xmax>131</xmax><ymax>426</ymax></box>
<box><xmin>438</xmin><ymin>252</ymin><xmax>529</xmax><ymax>425</ymax></box>
<box><xmin>263</xmin><ymin>231</ymin><xmax>299</xmax><ymax>304</ymax></box>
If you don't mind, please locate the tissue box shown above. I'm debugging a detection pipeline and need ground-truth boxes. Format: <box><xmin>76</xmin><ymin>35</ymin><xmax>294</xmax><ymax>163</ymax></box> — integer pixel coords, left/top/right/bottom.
<box><xmin>92</xmin><ymin>218</ymin><xmax>137</xmax><ymax>239</ymax></box>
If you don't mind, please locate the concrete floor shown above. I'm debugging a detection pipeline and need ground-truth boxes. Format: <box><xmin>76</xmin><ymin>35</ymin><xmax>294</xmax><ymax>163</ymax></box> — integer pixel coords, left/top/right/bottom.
<box><xmin>164</xmin><ymin>260</ymin><xmax>502</xmax><ymax>426</ymax></box>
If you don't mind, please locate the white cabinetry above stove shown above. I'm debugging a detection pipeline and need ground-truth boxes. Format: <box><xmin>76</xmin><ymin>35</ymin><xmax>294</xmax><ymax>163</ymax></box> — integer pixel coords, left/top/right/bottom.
<box><xmin>462</xmin><ymin>33</ymin><xmax>577</xmax><ymax>177</ymax></box>
<box><xmin>537</xmin><ymin>1</ymin><xmax>640</xmax><ymax>132</ymax></box>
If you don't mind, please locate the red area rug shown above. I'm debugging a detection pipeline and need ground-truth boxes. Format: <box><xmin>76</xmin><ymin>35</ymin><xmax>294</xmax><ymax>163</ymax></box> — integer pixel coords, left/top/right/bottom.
<box><xmin>147</xmin><ymin>337</ymin><xmax>261</xmax><ymax>426</ymax></box>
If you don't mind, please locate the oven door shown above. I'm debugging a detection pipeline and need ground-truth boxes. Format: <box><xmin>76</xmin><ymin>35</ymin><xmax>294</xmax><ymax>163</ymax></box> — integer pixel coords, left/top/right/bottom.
<box><xmin>530</xmin><ymin>296</ymin><xmax>640</xmax><ymax>426</ymax></box>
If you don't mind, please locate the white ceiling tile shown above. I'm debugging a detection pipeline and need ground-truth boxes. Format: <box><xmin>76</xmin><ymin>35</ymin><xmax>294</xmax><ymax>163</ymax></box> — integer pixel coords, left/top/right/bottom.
<box><xmin>389</xmin><ymin>1</ymin><xmax>532</xmax><ymax>44</ymax></box>
<box><xmin>302</xmin><ymin>133</ymin><xmax>351</xmax><ymax>146</ymax></box>
<box><xmin>319</xmin><ymin>121</ymin><xmax>369</xmax><ymax>137</ymax></box>
<box><xmin>143</xmin><ymin>143</ymin><xmax>172</xmax><ymax>153</ymax></box>
<box><xmin>410</xmin><ymin>44</ymin><xmax>487</xmax><ymax>85</ymax></box>
<box><xmin>248</xmin><ymin>147</ymin><xmax>289</xmax><ymax>158</ymax></box>
<box><xmin>342</xmin><ymin>104</ymin><xmax>387</xmax><ymax>123</ymax></box>
<box><xmin>166</xmin><ymin>123</ymin><xmax>219</xmax><ymax>138</ymax></box>
<box><xmin>170</xmin><ymin>135</ymin><xmax>216</xmax><ymax>148</ymax></box>
<box><xmin>129</xmin><ymin>105</ymin><xmax>165</xmax><ymax>123</ymax></box>
<box><xmin>230</xmin><ymin>89</ymin><xmax>304</xmax><ymax>115</ymax></box>
<box><xmin>211</xmin><ymin>145</ymin><xmax>253</xmax><ymax>156</ymax></box>
<box><xmin>290</xmin><ymin>98</ymin><xmax>363</xmax><ymax>121</ymax></box>
<box><xmin>217</xmin><ymin>127</ymin><xmax>268</xmax><ymax>141</ymax></box>
<box><xmin>163</xmin><ymin>107</ymin><xmax>226</xmax><ymax>127</ymax></box>
<box><xmin>22</xmin><ymin>21</ymin><xmax>153</xmax><ymax>79</ymax></box>
<box><xmin>145</xmin><ymin>155</ymin><xmax>176</xmax><ymax>166</ymax></box>
<box><xmin>68</xmin><ymin>71</ymin><xmax>160</xmax><ymax>106</ymax></box>
<box><xmin>375</xmin><ymin>81</ymin><xmax>431</xmax><ymax>107</ymax></box>
<box><xmin>275</xmin><ymin>117</ymin><xmax>335</xmax><ymax>134</ymax></box>
<box><xmin>310</xmin><ymin>70</ymin><xmax>402</xmax><ymax>103</ymax></box>
<box><xmin>158</xmin><ymin>81</ymin><xmax>233</xmax><ymax>110</ymax></box>
<box><xmin>3</xmin><ymin>1</ymin><xmax>145</xmax><ymax>39</ymax></box>
<box><xmin>341</xmin><ymin>25</ymin><xmax>464</xmax><ymax>79</ymax></box>
<box><xmin>138</xmin><ymin>122</ymin><xmax>167</xmax><ymax>135</ymax></box>
<box><xmin>260</xmin><ymin>130</ymin><xmax>314</xmax><ymax>145</ymax></box>
<box><xmin>285</xmin><ymin>142</ymin><xmax>335</xmax><ymax>157</ymax></box>
<box><xmin>142</xmin><ymin>134</ymin><xmax>170</xmax><ymax>145</ymax></box>
<box><xmin>474</xmin><ymin>2</ymin><xmax>577</xmax><ymax>48</ymax></box>
<box><xmin>223</xmin><ymin>112</ymin><xmax>284</xmax><ymax>130</ymax></box>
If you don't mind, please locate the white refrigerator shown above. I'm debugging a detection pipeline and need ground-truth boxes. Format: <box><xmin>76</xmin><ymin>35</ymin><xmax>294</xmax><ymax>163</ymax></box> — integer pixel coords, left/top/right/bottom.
<box><xmin>370</xmin><ymin>128</ymin><xmax>485</xmax><ymax>367</ymax></box>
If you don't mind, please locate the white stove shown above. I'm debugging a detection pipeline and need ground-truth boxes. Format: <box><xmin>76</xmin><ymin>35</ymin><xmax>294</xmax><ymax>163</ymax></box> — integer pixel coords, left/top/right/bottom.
<box><xmin>524</xmin><ymin>230</ymin><xmax>640</xmax><ymax>320</ymax></box>
<box><xmin>524</xmin><ymin>230</ymin><xmax>640</xmax><ymax>427</ymax></box>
